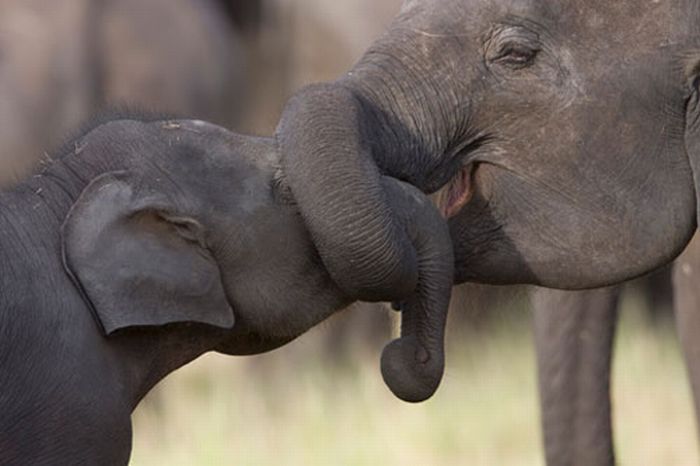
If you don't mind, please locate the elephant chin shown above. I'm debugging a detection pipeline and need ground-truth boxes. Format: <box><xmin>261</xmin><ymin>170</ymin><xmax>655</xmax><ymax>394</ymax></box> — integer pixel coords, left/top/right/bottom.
<box><xmin>215</xmin><ymin>331</ymin><xmax>297</xmax><ymax>356</ymax></box>
<box><xmin>380</xmin><ymin>336</ymin><xmax>444</xmax><ymax>403</ymax></box>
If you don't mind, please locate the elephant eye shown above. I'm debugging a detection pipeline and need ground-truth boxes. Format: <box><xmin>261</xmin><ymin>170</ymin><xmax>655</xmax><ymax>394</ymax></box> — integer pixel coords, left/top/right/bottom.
<box><xmin>493</xmin><ymin>42</ymin><xmax>539</xmax><ymax>68</ymax></box>
<box><xmin>485</xmin><ymin>24</ymin><xmax>542</xmax><ymax>71</ymax></box>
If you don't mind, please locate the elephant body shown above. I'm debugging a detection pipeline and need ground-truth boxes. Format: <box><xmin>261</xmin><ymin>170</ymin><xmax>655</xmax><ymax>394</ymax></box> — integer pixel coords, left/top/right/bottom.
<box><xmin>0</xmin><ymin>113</ymin><xmax>453</xmax><ymax>464</ymax></box>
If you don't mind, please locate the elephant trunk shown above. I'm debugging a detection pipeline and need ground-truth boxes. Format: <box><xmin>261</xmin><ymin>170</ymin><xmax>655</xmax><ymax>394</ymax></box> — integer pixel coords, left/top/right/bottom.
<box><xmin>276</xmin><ymin>25</ymin><xmax>464</xmax><ymax>401</ymax></box>
<box><xmin>380</xmin><ymin>178</ymin><xmax>454</xmax><ymax>402</ymax></box>
<box><xmin>276</xmin><ymin>26</ymin><xmax>468</xmax><ymax>303</ymax></box>
<box><xmin>277</xmin><ymin>83</ymin><xmax>420</xmax><ymax>302</ymax></box>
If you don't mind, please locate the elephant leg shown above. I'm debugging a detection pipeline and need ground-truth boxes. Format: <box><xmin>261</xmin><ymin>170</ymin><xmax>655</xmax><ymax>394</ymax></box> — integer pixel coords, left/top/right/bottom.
<box><xmin>673</xmin><ymin>231</ymin><xmax>700</xmax><ymax>445</ymax></box>
<box><xmin>532</xmin><ymin>286</ymin><xmax>621</xmax><ymax>466</ymax></box>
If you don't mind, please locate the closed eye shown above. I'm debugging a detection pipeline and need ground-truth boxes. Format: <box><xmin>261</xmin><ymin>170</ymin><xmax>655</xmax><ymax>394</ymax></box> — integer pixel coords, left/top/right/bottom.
<box><xmin>485</xmin><ymin>23</ymin><xmax>542</xmax><ymax>71</ymax></box>
<box><xmin>493</xmin><ymin>43</ymin><xmax>539</xmax><ymax>68</ymax></box>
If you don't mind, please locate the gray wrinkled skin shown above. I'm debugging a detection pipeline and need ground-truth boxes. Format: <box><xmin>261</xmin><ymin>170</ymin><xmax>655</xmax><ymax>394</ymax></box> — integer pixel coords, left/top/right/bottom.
<box><xmin>0</xmin><ymin>115</ymin><xmax>452</xmax><ymax>464</ymax></box>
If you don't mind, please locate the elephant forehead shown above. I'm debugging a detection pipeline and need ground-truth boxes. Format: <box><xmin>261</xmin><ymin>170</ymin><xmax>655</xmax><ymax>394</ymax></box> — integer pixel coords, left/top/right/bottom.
<box><xmin>86</xmin><ymin>119</ymin><xmax>241</xmax><ymax>169</ymax></box>
<box><xmin>565</xmin><ymin>0</ymin><xmax>690</xmax><ymax>47</ymax></box>
<box><xmin>74</xmin><ymin>119</ymin><xmax>267</xmax><ymax>197</ymax></box>
<box><xmin>400</xmin><ymin>0</ymin><xmax>692</xmax><ymax>46</ymax></box>
<box><xmin>154</xmin><ymin>119</ymin><xmax>266</xmax><ymax>165</ymax></box>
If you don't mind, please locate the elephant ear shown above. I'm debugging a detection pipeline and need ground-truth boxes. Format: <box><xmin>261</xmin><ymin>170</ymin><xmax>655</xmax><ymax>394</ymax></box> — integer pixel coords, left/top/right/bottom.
<box><xmin>62</xmin><ymin>172</ymin><xmax>234</xmax><ymax>336</ymax></box>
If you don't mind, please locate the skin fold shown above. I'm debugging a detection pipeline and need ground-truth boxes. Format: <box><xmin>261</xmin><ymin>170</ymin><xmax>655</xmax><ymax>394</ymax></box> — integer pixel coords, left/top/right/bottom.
<box><xmin>0</xmin><ymin>114</ymin><xmax>453</xmax><ymax>464</ymax></box>
<box><xmin>272</xmin><ymin>1</ymin><xmax>700</xmax><ymax>463</ymax></box>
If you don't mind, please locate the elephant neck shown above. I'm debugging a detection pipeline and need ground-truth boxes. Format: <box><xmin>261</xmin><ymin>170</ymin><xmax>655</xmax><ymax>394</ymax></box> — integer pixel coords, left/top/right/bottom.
<box><xmin>0</xmin><ymin>166</ymin><xmax>86</xmax><ymax>294</ymax></box>
<box><xmin>109</xmin><ymin>327</ymin><xmax>229</xmax><ymax>411</ymax></box>
<box><xmin>0</xmin><ymin>141</ymin><xmax>128</xmax><ymax>286</ymax></box>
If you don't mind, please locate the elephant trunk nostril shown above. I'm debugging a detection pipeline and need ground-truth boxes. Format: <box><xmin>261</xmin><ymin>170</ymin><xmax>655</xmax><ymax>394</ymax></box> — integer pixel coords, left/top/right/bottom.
<box><xmin>377</xmin><ymin>177</ymin><xmax>453</xmax><ymax>403</ymax></box>
<box><xmin>380</xmin><ymin>335</ymin><xmax>444</xmax><ymax>403</ymax></box>
<box><xmin>415</xmin><ymin>345</ymin><xmax>430</xmax><ymax>364</ymax></box>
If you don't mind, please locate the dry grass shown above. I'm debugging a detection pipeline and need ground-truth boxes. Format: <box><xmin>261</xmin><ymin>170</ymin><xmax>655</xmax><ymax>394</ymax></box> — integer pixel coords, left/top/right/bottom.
<box><xmin>131</xmin><ymin>296</ymin><xmax>699</xmax><ymax>465</ymax></box>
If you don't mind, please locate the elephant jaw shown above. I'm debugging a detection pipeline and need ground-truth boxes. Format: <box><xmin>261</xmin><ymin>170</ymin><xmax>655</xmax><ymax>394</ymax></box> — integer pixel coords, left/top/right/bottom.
<box><xmin>214</xmin><ymin>328</ymin><xmax>298</xmax><ymax>356</ymax></box>
<box><xmin>436</xmin><ymin>164</ymin><xmax>475</xmax><ymax>219</ymax></box>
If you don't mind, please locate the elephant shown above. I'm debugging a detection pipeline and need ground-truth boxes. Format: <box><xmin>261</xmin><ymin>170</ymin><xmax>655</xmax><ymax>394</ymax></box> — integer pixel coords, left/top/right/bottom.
<box><xmin>0</xmin><ymin>112</ymin><xmax>453</xmax><ymax>465</ymax></box>
<box><xmin>97</xmin><ymin>0</ymin><xmax>243</xmax><ymax>125</ymax></box>
<box><xmin>0</xmin><ymin>0</ymin><xmax>244</xmax><ymax>188</ymax></box>
<box><xmin>270</xmin><ymin>0</ymin><xmax>700</xmax><ymax>462</ymax></box>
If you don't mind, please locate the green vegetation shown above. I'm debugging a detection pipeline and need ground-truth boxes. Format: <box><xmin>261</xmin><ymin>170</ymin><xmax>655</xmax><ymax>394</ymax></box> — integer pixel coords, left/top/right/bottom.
<box><xmin>131</xmin><ymin>295</ymin><xmax>699</xmax><ymax>466</ymax></box>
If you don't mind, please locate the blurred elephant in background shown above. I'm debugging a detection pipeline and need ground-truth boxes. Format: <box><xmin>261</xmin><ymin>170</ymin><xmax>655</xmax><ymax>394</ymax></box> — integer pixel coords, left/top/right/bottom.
<box><xmin>97</xmin><ymin>0</ymin><xmax>243</xmax><ymax>123</ymax></box>
<box><xmin>0</xmin><ymin>0</ymin><xmax>247</xmax><ymax>187</ymax></box>
<box><xmin>217</xmin><ymin>0</ymin><xmax>263</xmax><ymax>33</ymax></box>
<box><xmin>0</xmin><ymin>114</ymin><xmax>453</xmax><ymax>464</ymax></box>
<box><xmin>533</xmin><ymin>234</ymin><xmax>700</xmax><ymax>465</ymax></box>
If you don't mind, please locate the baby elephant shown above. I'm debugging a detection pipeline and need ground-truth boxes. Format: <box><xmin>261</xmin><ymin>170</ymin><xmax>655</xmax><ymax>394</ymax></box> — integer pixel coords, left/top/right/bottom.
<box><xmin>0</xmin><ymin>113</ymin><xmax>453</xmax><ymax>465</ymax></box>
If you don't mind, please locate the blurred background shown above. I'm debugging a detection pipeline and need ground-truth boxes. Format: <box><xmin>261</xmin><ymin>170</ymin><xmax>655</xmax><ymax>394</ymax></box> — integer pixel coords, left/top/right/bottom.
<box><xmin>0</xmin><ymin>1</ymin><xmax>697</xmax><ymax>464</ymax></box>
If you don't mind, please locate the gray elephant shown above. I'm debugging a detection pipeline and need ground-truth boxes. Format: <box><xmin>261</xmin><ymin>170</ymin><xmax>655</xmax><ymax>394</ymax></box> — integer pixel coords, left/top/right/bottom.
<box><xmin>0</xmin><ymin>113</ymin><xmax>453</xmax><ymax>465</ymax></box>
<box><xmin>271</xmin><ymin>0</ymin><xmax>700</xmax><ymax>462</ymax></box>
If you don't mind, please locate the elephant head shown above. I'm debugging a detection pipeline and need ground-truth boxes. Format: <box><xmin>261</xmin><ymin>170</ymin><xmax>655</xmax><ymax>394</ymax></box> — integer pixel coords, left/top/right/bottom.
<box><xmin>277</xmin><ymin>0</ymin><xmax>700</xmax><ymax>291</ymax></box>
<box><xmin>59</xmin><ymin>117</ymin><xmax>452</xmax><ymax>402</ymax></box>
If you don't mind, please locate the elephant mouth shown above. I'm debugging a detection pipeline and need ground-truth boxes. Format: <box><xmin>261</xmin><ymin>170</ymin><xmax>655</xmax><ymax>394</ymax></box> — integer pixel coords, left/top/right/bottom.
<box><xmin>436</xmin><ymin>164</ymin><xmax>476</xmax><ymax>218</ymax></box>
